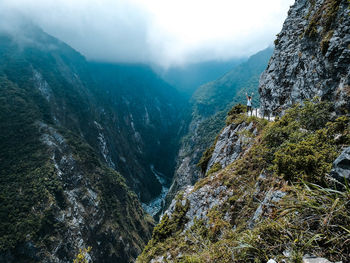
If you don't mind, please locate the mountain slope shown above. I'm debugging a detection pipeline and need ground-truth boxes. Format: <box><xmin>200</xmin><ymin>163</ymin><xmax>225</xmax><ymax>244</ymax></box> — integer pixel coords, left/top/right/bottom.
<box><xmin>138</xmin><ymin>102</ymin><xmax>350</xmax><ymax>263</ymax></box>
<box><xmin>0</xmin><ymin>23</ymin><xmax>185</xmax><ymax>262</ymax></box>
<box><xmin>87</xmin><ymin>62</ymin><xmax>188</xmax><ymax>214</ymax></box>
<box><xmin>88</xmin><ymin>62</ymin><xmax>186</xmax><ymax>190</ymax></box>
<box><xmin>166</xmin><ymin>47</ymin><xmax>273</xmax><ymax>206</ymax></box>
<box><xmin>0</xmin><ymin>69</ymin><xmax>153</xmax><ymax>263</ymax></box>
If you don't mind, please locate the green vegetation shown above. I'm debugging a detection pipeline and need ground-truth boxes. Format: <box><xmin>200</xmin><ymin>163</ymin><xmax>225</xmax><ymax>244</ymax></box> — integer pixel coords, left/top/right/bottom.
<box><xmin>227</xmin><ymin>103</ymin><xmax>247</xmax><ymax>116</ymax></box>
<box><xmin>0</xmin><ymin>76</ymin><xmax>61</xmax><ymax>252</ymax></box>
<box><xmin>207</xmin><ymin>162</ymin><xmax>222</xmax><ymax>176</ymax></box>
<box><xmin>320</xmin><ymin>30</ymin><xmax>334</xmax><ymax>55</ymax></box>
<box><xmin>138</xmin><ymin>200</ymin><xmax>189</xmax><ymax>262</ymax></box>
<box><xmin>73</xmin><ymin>247</ymin><xmax>92</xmax><ymax>263</ymax></box>
<box><xmin>263</xmin><ymin>99</ymin><xmax>348</xmax><ymax>184</ymax></box>
<box><xmin>151</xmin><ymin>200</ymin><xmax>189</xmax><ymax>243</ymax></box>
<box><xmin>304</xmin><ymin>0</ymin><xmax>341</xmax><ymax>53</ymax></box>
<box><xmin>138</xmin><ymin>100</ymin><xmax>350</xmax><ymax>262</ymax></box>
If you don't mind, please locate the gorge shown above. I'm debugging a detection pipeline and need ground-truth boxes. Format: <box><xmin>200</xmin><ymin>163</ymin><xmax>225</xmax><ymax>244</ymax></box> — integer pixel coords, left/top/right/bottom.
<box><xmin>0</xmin><ymin>0</ymin><xmax>349</xmax><ymax>262</ymax></box>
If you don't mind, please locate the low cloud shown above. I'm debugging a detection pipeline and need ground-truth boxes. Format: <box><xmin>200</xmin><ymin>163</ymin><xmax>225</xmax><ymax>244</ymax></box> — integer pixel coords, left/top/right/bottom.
<box><xmin>0</xmin><ymin>0</ymin><xmax>294</xmax><ymax>67</ymax></box>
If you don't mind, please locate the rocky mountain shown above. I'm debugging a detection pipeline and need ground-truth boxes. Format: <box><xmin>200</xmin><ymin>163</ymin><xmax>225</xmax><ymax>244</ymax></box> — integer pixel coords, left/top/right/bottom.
<box><xmin>138</xmin><ymin>0</ymin><xmax>350</xmax><ymax>262</ymax></box>
<box><xmin>166</xmin><ymin>47</ymin><xmax>273</xmax><ymax>207</ymax></box>
<box><xmin>0</xmin><ymin>23</ymin><xmax>186</xmax><ymax>262</ymax></box>
<box><xmin>259</xmin><ymin>0</ymin><xmax>350</xmax><ymax>115</ymax></box>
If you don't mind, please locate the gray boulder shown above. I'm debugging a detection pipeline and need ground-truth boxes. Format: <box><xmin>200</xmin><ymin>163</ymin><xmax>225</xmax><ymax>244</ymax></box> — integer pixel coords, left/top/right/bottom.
<box><xmin>330</xmin><ymin>147</ymin><xmax>350</xmax><ymax>183</ymax></box>
<box><xmin>303</xmin><ymin>255</ymin><xmax>341</xmax><ymax>263</ymax></box>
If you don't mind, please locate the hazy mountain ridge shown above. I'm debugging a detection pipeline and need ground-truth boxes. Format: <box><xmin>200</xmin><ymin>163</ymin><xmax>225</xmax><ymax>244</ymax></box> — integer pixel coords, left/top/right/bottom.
<box><xmin>155</xmin><ymin>58</ymin><xmax>245</xmax><ymax>97</ymax></box>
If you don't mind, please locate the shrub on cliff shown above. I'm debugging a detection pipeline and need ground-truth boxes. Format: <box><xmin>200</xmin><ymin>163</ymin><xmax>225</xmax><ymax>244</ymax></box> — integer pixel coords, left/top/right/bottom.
<box><xmin>263</xmin><ymin>99</ymin><xmax>348</xmax><ymax>184</ymax></box>
<box><xmin>273</xmin><ymin>131</ymin><xmax>337</xmax><ymax>184</ymax></box>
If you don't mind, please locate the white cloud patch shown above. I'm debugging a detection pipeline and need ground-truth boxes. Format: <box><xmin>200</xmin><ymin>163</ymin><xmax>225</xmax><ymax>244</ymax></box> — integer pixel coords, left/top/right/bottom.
<box><xmin>0</xmin><ymin>0</ymin><xmax>295</xmax><ymax>67</ymax></box>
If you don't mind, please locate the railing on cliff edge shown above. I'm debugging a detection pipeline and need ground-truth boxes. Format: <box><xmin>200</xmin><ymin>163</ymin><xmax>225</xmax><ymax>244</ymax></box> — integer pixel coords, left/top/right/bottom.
<box><xmin>247</xmin><ymin>108</ymin><xmax>275</xmax><ymax>121</ymax></box>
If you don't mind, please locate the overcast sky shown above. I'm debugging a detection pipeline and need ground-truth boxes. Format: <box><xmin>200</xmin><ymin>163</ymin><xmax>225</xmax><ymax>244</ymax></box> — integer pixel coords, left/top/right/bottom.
<box><xmin>0</xmin><ymin>0</ymin><xmax>295</xmax><ymax>67</ymax></box>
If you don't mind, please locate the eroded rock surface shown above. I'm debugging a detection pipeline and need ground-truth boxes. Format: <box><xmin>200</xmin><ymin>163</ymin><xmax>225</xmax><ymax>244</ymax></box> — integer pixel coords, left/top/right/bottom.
<box><xmin>259</xmin><ymin>0</ymin><xmax>350</xmax><ymax>115</ymax></box>
<box><xmin>206</xmin><ymin>121</ymin><xmax>257</xmax><ymax>173</ymax></box>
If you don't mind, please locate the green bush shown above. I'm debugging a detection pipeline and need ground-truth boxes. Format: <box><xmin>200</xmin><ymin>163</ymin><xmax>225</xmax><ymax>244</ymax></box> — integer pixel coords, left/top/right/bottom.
<box><xmin>296</xmin><ymin>99</ymin><xmax>333</xmax><ymax>131</ymax></box>
<box><xmin>197</xmin><ymin>145</ymin><xmax>216</xmax><ymax>174</ymax></box>
<box><xmin>273</xmin><ymin>131</ymin><xmax>337</xmax><ymax>183</ymax></box>
<box><xmin>227</xmin><ymin>104</ymin><xmax>246</xmax><ymax>116</ymax></box>
<box><xmin>151</xmin><ymin>200</ymin><xmax>189</xmax><ymax>243</ymax></box>
<box><xmin>207</xmin><ymin>162</ymin><xmax>222</xmax><ymax>176</ymax></box>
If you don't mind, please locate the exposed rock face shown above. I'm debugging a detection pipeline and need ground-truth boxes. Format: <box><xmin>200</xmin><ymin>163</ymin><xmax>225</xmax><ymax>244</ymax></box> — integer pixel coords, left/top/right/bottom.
<box><xmin>330</xmin><ymin>146</ymin><xmax>350</xmax><ymax>182</ymax></box>
<box><xmin>259</xmin><ymin>0</ymin><xmax>350</xmax><ymax>115</ymax></box>
<box><xmin>206</xmin><ymin>121</ymin><xmax>257</xmax><ymax>174</ymax></box>
<box><xmin>166</xmin><ymin>183</ymin><xmax>233</xmax><ymax>231</ymax></box>
<box><xmin>249</xmin><ymin>188</ymin><xmax>286</xmax><ymax>228</ymax></box>
<box><xmin>36</xmin><ymin>123</ymin><xmax>153</xmax><ymax>263</ymax></box>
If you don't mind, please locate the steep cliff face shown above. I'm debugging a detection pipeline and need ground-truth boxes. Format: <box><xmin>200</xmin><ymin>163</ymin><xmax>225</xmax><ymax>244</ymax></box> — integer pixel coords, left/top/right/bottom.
<box><xmin>259</xmin><ymin>0</ymin><xmax>350</xmax><ymax>115</ymax></box>
<box><xmin>0</xmin><ymin>24</ymin><xmax>185</xmax><ymax>262</ymax></box>
<box><xmin>0</xmin><ymin>76</ymin><xmax>153</xmax><ymax>263</ymax></box>
<box><xmin>204</xmin><ymin>120</ymin><xmax>258</xmax><ymax>174</ymax></box>
<box><xmin>166</xmin><ymin>48</ymin><xmax>273</xmax><ymax>207</ymax></box>
<box><xmin>87</xmin><ymin>62</ymin><xmax>187</xmax><ymax>206</ymax></box>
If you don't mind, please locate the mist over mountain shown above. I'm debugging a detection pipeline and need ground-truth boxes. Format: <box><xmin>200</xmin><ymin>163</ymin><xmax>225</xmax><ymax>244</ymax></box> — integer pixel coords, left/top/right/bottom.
<box><xmin>0</xmin><ymin>0</ymin><xmax>292</xmax><ymax>66</ymax></box>
<box><xmin>154</xmin><ymin>58</ymin><xmax>245</xmax><ymax>97</ymax></box>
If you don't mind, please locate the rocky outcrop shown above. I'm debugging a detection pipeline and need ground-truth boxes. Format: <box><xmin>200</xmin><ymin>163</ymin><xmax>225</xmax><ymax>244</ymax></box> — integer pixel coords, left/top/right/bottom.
<box><xmin>138</xmin><ymin>100</ymin><xmax>350</xmax><ymax>262</ymax></box>
<box><xmin>160</xmin><ymin>119</ymin><xmax>265</xmax><ymax>243</ymax></box>
<box><xmin>330</xmin><ymin>146</ymin><xmax>350</xmax><ymax>182</ymax></box>
<box><xmin>165</xmin><ymin>181</ymin><xmax>233</xmax><ymax>232</ymax></box>
<box><xmin>206</xmin><ymin>121</ymin><xmax>257</xmax><ymax>174</ymax></box>
<box><xmin>249</xmin><ymin>187</ymin><xmax>286</xmax><ymax>228</ymax></box>
<box><xmin>259</xmin><ymin>0</ymin><xmax>350</xmax><ymax>115</ymax></box>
